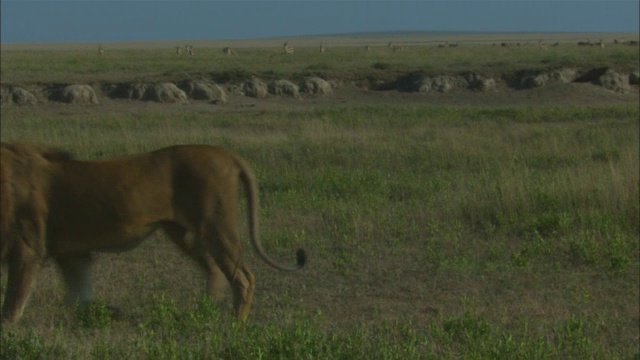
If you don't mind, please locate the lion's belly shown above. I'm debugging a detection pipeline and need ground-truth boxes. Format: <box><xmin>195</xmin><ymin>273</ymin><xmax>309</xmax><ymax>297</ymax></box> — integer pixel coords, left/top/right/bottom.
<box><xmin>47</xmin><ymin>181</ymin><xmax>174</xmax><ymax>254</ymax></box>
<box><xmin>47</xmin><ymin>222</ymin><xmax>161</xmax><ymax>254</ymax></box>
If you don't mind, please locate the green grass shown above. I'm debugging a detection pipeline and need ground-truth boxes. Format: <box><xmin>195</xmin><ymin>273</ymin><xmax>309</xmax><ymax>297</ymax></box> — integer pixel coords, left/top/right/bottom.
<box><xmin>2</xmin><ymin>44</ymin><xmax>638</xmax><ymax>84</ymax></box>
<box><xmin>1</xmin><ymin>103</ymin><xmax>638</xmax><ymax>358</ymax></box>
<box><xmin>0</xmin><ymin>301</ymin><xmax>625</xmax><ymax>359</ymax></box>
<box><xmin>2</xmin><ymin>37</ymin><xmax>639</xmax><ymax>358</ymax></box>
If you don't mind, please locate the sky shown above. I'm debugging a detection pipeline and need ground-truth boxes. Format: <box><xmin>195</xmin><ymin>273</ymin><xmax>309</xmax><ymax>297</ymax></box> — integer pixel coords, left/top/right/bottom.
<box><xmin>1</xmin><ymin>1</ymin><xmax>638</xmax><ymax>44</ymax></box>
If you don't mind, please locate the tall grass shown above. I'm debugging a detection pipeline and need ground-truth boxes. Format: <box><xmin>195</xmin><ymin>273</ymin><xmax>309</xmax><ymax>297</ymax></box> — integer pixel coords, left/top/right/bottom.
<box><xmin>0</xmin><ymin>301</ymin><xmax>627</xmax><ymax>359</ymax></box>
<box><xmin>1</xmin><ymin>104</ymin><xmax>638</xmax><ymax>358</ymax></box>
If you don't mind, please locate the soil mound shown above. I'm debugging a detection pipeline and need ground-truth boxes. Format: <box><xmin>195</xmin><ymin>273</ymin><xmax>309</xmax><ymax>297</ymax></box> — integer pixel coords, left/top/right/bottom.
<box><xmin>179</xmin><ymin>80</ymin><xmax>227</xmax><ymax>104</ymax></box>
<box><xmin>1</xmin><ymin>66</ymin><xmax>637</xmax><ymax>106</ymax></box>
<box><xmin>1</xmin><ymin>85</ymin><xmax>38</xmax><ymax>105</ymax></box>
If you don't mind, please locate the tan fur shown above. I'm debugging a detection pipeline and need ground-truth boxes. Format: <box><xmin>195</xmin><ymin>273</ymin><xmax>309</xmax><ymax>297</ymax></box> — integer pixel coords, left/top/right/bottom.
<box><xmin>0</xmin><ymin>143</ymin><xmax>305</xmax><ymax>325</ymax></box>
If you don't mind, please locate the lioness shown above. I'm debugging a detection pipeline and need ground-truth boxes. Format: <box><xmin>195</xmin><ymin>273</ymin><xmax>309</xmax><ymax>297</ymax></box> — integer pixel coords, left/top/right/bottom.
<box><xmin>0</xmin><ymin>143</ymin><xmax>306</xmax><ymax>325</ymax></box>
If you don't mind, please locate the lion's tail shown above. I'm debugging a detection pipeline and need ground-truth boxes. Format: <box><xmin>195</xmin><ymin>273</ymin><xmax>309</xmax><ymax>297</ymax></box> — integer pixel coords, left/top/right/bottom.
<box><xmin>235</xmin><ymin>156</ymin><xmax>306</xmax><ymax>271</ymax></box>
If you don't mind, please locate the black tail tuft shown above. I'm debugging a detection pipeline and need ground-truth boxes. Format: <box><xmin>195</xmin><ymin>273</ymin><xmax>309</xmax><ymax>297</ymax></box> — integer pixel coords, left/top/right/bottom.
<box><xmin>296</xmin><ymin>249</ymin><xmax>307</xmax><ymax>267</ymax></box>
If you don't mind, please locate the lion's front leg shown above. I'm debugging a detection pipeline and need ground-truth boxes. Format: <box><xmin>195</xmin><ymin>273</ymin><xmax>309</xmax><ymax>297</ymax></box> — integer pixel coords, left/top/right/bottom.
<box><xmin>1</xmin><ymin>248</ymin><xmax>42</xmax><ymax>325</ymax></box>
<box><xmin>54</xmin><ymin>254</ymin><xmax>94</xmax><ymax>305</ymax></box>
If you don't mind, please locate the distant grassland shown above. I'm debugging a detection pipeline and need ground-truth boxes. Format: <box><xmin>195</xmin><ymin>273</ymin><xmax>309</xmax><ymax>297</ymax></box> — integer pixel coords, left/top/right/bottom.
<box><xmin>1</xmin><ymin>103</ymin><xmax>638</xmax><ymax>358</ymax></box>
<box><xmin>1</xmin><ymin>39</ymin><xmax>638</xmax><ymax>84</ymax></box>
<box><xmin>1</xmin><ymin>32</ymin><xmax>639</xmax><ymax>358</ymax></box>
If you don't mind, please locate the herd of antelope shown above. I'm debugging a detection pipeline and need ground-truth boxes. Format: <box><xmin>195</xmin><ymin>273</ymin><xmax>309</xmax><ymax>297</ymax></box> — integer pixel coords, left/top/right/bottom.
<box><xmin>175</xmin><ymin>44</ymin><xmax>195</xmax><ymax>56</ymax></box>
<box><xmin>95</xmin><ymin>38</ymin><xmax>638</xmax><ymax>56</ymax></box>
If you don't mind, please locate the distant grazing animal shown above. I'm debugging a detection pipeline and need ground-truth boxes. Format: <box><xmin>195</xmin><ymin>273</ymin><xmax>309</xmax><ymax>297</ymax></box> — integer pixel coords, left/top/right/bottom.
<box><xmin>283</xmin><ymin>41</ymin><xmax>294</xmax><ymax>54</ymax></box>
<box><xmin>0</xmin><ymin>143</ymin><xmax>306</xmax><ymax>325</ymax></box>
<box><xmin>538</xmin><ymin>41</ymin><xmax>548</xmax><ymax>50</ymax></box>
<box><xmin>616</xmin><ymin>39</ymin><xmax>639</xmax><ymax>45</ymax></box>
<box><xmin>223</xmin><ymin>47</ymin><xmax>238</xmax><ymax>56</ymax></box>
<box><xmin>388</xmin><ymin>41</ymin><xmax>403</xmax><ymax>51</ymax></box>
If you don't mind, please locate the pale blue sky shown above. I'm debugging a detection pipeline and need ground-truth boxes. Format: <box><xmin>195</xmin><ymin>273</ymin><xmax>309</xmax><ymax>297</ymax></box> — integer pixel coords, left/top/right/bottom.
<box><xmin>1</xmin><ymin>1</ymin><xmax>638</xmax><ymax>43</ymax></box>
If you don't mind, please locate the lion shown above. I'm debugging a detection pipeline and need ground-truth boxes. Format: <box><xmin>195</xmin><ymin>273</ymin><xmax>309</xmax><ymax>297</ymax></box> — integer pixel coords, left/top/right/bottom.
<box><xmin>0</xmin><ymin>143</ymin><xmax>306</xmax><ymax>325</ymax></box>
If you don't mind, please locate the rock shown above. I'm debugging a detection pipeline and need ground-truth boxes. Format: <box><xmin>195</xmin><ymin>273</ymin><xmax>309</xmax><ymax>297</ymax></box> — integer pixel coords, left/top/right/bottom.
<box><xmin>268</xmin><ymin>79</ymin><xmax>301</xmax><ymax>98</ymax></box>
<box><xmin>151</xmin><ymin>83</ymin><xmax>189</xmax><ymax>103</ymax></box>
<box><xmin>181</xmin><ymin>80</ymin><xmax>227</xmax><ymax>104</ymax></box>
<box><xmin>1</xmin><ymin>86</ymin><xmax>37</xmax><ymax>105</ymax></box>
<box><xmin>243</xmin><ymin>77</ymin><xmax>268</xmax><ymax>98</ymax></box>
<box><xmin>119</xmin><ymin>82</ymin><xmax>188</xmax><ymax>103</ymax></box>
<box><xmin>518</xmin><ymin>67</ymin><xmax>580</xmax><ymax>89</ymax></box>
<box><xmin>62</xmin><ymin>84</ymin><xmax>98</xmax><ymax>104</ymax></box>
<box><xmin>127</xmin><ymin>83</ymin><xmax>151</xmax><ymax>100</ymax></box>
<box><xmin>301</xmin><ymin>77</ymin><xmax>333</xmax><ymax>96</ymax></box>
<box><xmin>462</xmin><ymin>72</ymin><xmax>497</xmax><ymax>91</ymax></box>
<box><xmin>225</xmin><ymin>84</ymin><xmax>245</xmax><ymax>96</ymax></box>
<box><xmin>549</xmin><ymin>68</ymin><xmax>580</xmax><ymax>83</ymax></box>
<box><xmin>595</xmin><ymin>69</ymin><xmax>631</xmax><ymax>92</ymax></box>
<box><xmin>519</xmin><ymin>73</ymin><xmax>549</xmax><ymax>88</ymax></box>
<box><xmin>415</xmin><ymin>75</ymin><xmax>466</xmax><ymax>93</ymax></box>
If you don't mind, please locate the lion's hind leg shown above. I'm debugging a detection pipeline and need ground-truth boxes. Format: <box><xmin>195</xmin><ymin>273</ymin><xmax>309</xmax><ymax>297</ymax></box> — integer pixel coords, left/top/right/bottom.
<box><xmin>162</xmin><ymin>222</ymin><xmax>228</xmax><ymax>300</ymax></box>
<box><xmin>199</xmin><ymin>221</ymin><xmax>256</xmax><ymax>322</ymax></box>
<box><xmin>230</xmin><ymin>265</ymin><xmax>255</xmax><ymax>322</ymax></box>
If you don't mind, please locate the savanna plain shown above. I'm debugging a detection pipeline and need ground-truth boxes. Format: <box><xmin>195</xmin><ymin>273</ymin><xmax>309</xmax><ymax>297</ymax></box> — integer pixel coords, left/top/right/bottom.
<box><xmin>1</xmin><ymin>33</ymin><xmax>639</xmax><ymax>359</ymax></box>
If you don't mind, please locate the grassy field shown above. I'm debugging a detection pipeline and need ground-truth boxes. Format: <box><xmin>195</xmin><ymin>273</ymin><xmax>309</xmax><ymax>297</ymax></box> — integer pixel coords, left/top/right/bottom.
<box><xmin>2</xmin><ymin>36</ymin><xmax>639</xmax><ymax>84</ymax></box>
<box><xmin>1</xmin><ymin>35</ymin><xmax>639</xmax><ymax>359</ymax></box>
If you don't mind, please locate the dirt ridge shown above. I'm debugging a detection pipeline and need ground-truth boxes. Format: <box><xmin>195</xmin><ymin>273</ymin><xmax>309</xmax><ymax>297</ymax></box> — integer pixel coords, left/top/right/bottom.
<box><xmin>1</xmin><ymin>67</ymin><xmax>638</xmax><ymax>106</ymax></box>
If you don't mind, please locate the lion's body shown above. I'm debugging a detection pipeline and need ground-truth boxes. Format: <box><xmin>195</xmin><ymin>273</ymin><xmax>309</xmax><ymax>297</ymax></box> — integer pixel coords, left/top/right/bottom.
<box><xmin>0</xmin><ymin>143</ymin><xmax>305</xmax><ymax>325</ymax></box>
